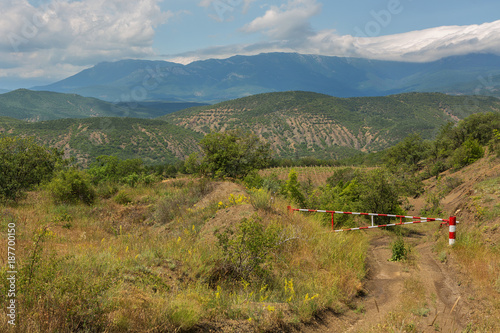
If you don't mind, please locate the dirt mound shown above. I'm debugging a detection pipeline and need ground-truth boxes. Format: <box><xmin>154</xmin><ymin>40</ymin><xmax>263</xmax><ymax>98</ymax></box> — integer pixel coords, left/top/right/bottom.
<box><xmin>196</xmin><ymin>181</ymin><xmax>248</xmax><ymax>210</ymax></box>
<box><xmin>193</xmin><ymin>181</ymin><xmax>256</xmax><ymax>244</ymax></box>
<box><xmin>199</xmin><ymin>204</ymin><xmax>256</xmax><ymax>244</ymax></box>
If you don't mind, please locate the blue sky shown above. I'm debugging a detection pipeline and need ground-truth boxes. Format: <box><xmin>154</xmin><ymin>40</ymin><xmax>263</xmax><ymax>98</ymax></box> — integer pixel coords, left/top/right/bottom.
<box><xmin>1</xmin><ymin>0</ymin><xmax>499</xmax><ymax>89</ymax></box>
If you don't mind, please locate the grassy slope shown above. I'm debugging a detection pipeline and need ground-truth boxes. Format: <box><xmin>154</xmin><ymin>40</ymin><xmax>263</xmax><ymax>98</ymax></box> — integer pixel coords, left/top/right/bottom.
<box><xmin>0</xmin><ymin>179</ymin><xmax>368</xmax><ymax>332</ymax></box>
<box><xmin>163</xmin><ymin>91</ymin><xmax>500</xmax><ymax>159</ymax></box>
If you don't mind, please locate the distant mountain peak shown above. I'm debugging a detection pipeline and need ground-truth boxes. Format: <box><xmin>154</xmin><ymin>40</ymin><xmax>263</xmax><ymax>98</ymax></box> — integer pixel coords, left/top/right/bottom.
<box><xmin>31</xmin><ymin>52</ymin><xmax>500</xmax><ymax>103</ymax></box>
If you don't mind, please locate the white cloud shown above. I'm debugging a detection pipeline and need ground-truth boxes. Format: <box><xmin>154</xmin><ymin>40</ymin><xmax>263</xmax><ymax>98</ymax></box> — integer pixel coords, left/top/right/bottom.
<box><xmin>0</xmin><ymin>0</ymin><xmax>173</xmax><ymax>81</ymax></box>
<box><xmin>242</xmin><ymin>0</ymin><xmax>321</xmax><ymax>40</ymax></box>
<box><xmin>169</xmin><ymin>20</ymin><xmax>500</xmax><ymax>64</ymax></box>
<box><xmin>338</xmin><ymin>20</ymin><xmax>500</xmax><ymax>62</ymax></box>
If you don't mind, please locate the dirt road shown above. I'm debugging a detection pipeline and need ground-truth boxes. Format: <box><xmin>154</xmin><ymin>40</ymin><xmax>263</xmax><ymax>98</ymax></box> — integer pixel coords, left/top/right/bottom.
<box><xmin>301</xmin><ymin>227</ymin><xmax>472</xmax><ymax>333</ymax></box>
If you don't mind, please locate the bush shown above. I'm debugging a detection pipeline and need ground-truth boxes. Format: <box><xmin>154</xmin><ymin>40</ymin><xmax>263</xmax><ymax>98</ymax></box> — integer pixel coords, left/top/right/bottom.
<box><xmin>489</xmin><ymin>129</ymin><xmax>500</xmax><ymax>155</ymax></box>
<box><xmin>211</xmin><ymin>216</ymin><xmax>281</xmax><ymax>284</ymax></box>
<box><xmin>88</xmin><ymin>155</ymin><xmax>144</xmax><ymax>184</ymax></box>
<box><xmin>0</xmin><ymin>136</ymin><xmax>63</xmax><ymax>202</ymax></box>
<box><xmin>113</xmin><ymin>190</ymin><xmax>133</xmax><ymax>205</ymax></box>
<box><xmin>390</xmin><ymin>237</ymin><xmax>408</xmax><ymax>262</ymax></box>
<box><xmin>450</xmin><ymin>138</ymin><xmax>484</xmax><ymax>169</ymax></box>
<box><xmin>196</xmin><ymin>130</ymin><xmax>272</xmax><ymax>179</ymax></box>
<box><xmin>243</xmin><ymin>170</ymin><xmax>263</xmax><ymax>189</ymax></box>
<box><xmin>249</xmin><ymin>188</ymin><xmax>273</xmax><ymax>211</ymax></box>
<box><xmin>122</xmin><ymin>172</ymin><xmax>140</xmax><ymax>187</ymax></box>
<box><xmin>47</xmin><ymin>169</ymin><xmax>96</xmax><ymax>205</ymax></box>
<box><xmin>285</xmin><ymin>169</ymin><xmax>306</xmax><ymax>206</ymax></box>
<box><xmin>95</xmin><ymin>182</ymin><xmax>119</xmax><ymax>199</ymax></box>
<box><xmin>326</xmin><ymin>167</ymin><xmax>358</xmax><ymax>187</ymax></box>
<box><xmin>356</xmin><ymin>169</ymin><xmax>405</xmax><ymax>223</ymax></box>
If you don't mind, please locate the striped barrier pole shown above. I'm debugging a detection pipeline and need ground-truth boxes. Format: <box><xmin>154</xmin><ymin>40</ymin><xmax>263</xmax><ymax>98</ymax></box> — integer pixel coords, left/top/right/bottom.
<box><xmin>333</xmin><ymin>219</ymin><xmax>448</xmax><ymax>233</ymax></box>
<box><xmin>290</xmin><ymin>208</ymin><xmax>450</xmax><ymax>223</ymax></box>
<box><xmin>449</xmin><ymin>216</ymin><xmax>456</xmax><ymax>246</ymax></box>
<box><xmin>288</xmin><ymin>207</ymin><xmax>458</xmax><ymax>237</ymax></box>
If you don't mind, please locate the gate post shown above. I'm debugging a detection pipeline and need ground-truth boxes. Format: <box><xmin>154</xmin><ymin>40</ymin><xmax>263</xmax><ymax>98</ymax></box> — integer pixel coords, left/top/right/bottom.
<box><xmin>449</xmin><ymin>216</ymin><xmax>456</xmax><ymax>246</ymax></box>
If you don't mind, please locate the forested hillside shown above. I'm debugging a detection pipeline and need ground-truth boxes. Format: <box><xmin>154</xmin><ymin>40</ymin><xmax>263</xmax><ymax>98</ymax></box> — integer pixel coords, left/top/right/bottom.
<box><xmin>1</xmin><ymin>91</ymin><xmax>499</xmax><ymax>164</ymax></box>
<box><xmin>0</xmin><ymin>89</ymin><xmax>207</xmax><ymax>121</ymax></box>
<box><xmin>0</xmin><ymin>117</ymin><xmax>202</xmax><ymax>165</ymax></box>
<box><xmin>164</xmin><ymin>91</ymin><xmax>500</xmax><ymax>159</ymax></box>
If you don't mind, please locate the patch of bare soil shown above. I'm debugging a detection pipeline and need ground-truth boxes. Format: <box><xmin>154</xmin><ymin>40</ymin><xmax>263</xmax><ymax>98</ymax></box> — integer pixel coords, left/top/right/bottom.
<box><xmin>297</xmin><ymin>228</ymin><xmax>476</xmax><ymax>333</ymax></box>
<box><xmin>199</xmin><ymin>203</ymin><xmax>256</xmax><ymax>245</ymax></box>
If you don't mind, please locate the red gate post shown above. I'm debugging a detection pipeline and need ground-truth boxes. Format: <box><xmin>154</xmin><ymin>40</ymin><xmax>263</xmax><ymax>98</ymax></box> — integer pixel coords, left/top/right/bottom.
<box><xmin>449</xmin><ymin>216</ymin><xmax>456</xmax><ymax>246</ymax></box>
<box><xmin>331</xmin><ymin>212</ymin><xmax>334</xmax><ymax>231</ymax></box>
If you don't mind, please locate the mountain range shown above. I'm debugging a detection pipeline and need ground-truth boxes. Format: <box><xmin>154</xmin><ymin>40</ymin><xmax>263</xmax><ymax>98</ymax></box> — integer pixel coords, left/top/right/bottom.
<box><xmin>32</xmin><ymin>52</ymin><xmax>500</xmax><ymax>103</ymax></box>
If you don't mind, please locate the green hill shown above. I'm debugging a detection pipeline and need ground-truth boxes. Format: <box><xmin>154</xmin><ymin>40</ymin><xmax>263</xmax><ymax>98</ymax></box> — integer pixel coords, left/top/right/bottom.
<box><xmin>2</xmin><ymin>91</ymin><xmax>499</xmax><ymax>164</ymax></box>
<box><xmin>162</xmin><ymin>91</ymin><xmax>500</xmax><ymax>159</ymax></box>
<box><xmin>0</xmin><ymin>89</ymin><xmax>208</xmax><ymax>121</ymax></box>
<box><xmin>0</xmin><ymin>117</ymin><xmax>202</xmax><ymax>165</ymax></box>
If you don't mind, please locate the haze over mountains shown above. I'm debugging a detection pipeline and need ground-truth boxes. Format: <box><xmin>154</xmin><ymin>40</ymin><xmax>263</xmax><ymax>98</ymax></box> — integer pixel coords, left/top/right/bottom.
<box><xmin>31</xmin><ymin>52</ymin><xmax>500</xmax><ymax>103</ymax></box>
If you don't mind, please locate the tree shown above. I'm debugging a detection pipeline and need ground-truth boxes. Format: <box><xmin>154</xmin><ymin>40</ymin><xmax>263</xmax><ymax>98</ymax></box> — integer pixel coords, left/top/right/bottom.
<box><xmin>450</xmin><ymin>138</ymin><xmax>484</xmax><ymax>169</ymax></box>
<box><xmin>285</xmin><ymin>169</ymin><xmax>306</xmax><ymax>207</ymax></box>
<box><xmin>383</xmin><ymin>133</ymin><xmax>429</xmax><ymax>173</ymax></box>
<box><xmin>87</xmin><ymin>155</ymin><xmax>144</xmax><ymax>184</ymax></box>
<box><xmin>0</xmin><ymin>136</ymin><xmax>63</xmax><ymax>202</ymax></box>
<box><xmin>197</xmin><ymin>130</ymin><xmax>272</xmax><ymax>179</ymax></box>
<box><xmin>47</xmin><ymin>168</ymin><xmax>96</xmax><ymax>205</ymax></box>
<box><xmin>356</xmin><ymin>169</ymin><xmax>404</xmax><ymax>223</ymax></box>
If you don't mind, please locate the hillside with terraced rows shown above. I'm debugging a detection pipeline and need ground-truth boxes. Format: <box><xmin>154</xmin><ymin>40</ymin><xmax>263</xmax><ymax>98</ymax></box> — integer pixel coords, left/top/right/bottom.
<box><xmin>162</xmin><ymin>91</ymin><xmax>500</xmax><ymax>159</ymax></box>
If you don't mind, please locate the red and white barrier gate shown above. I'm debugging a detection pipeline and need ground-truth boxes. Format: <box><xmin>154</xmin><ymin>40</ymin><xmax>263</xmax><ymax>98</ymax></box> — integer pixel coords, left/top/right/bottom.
<box><xmin>287</xmin><ymin>206</ymin><xmax>458</xmax><ymax>246</ymax></box>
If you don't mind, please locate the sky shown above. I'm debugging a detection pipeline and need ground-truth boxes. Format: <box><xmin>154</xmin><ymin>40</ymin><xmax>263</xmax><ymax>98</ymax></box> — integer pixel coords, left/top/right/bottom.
<box><xmin>1</xmin><ymin>0</ymin><xmax>500</xmax><ymax>90</ymax></box>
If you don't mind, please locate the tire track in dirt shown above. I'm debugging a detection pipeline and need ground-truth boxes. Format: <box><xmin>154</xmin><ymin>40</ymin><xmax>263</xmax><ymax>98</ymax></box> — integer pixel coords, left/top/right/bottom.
<box><xmin>345</xmin><ymin>234</ymin><xmax>406</xmax><ymax>332</ymax></box>
<box><xmin>299</xmin><ymin>233</ymin><xmax>405</xmax><ymax>333</ymax></box>
<box><xmin>302</xmin><ymin>230</ymin><xmax>471</xmax><ymax>333</ymax></box>
<box><xmin>414</xmin><ymin>241</ymin><xmax>469</xmax><ymax>333</ymax></box>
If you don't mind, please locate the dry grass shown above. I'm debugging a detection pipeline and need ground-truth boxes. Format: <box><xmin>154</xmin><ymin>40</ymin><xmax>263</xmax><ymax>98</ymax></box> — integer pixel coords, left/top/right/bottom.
<box><xmin>0</xmin><ymin>178</ymin><xmax>369</xmax><ymax>332</ymax></box>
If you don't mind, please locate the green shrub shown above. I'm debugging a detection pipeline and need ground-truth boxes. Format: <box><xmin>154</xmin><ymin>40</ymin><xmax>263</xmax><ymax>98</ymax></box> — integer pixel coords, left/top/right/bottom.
<box><xmin>356</xmin><ymin>169</ymin><xmax>405</xmax><ymax>223</ymax></box>
<box><xmin>122</xmin><ymin>172</ymin><xmax>140</xmax><ymax>187</ymax></box>
<box><xmin>140</xmin><ymin>173</ymin><xmax>157</xmax><ymax>186</ymax></box>
<box><xmin>211</xmin><ymin>216</ymin><xmax>281</xmax><ymax>284</ymax></box>
<box><xmin>249</xmin><ymin>188</ymin><xmax>273</xmax><ymax>211</ymax></box>
<box><xmin>47</xmin><ymin>169</ymin><xmax>96</xmax><ymax>205</ymax></box>
<box><xmin>197</xmin><ymin>130</ymin><xmax>272</xmax><ymax>179</ymax></box>
<box><xmin>0</xmin><ymin>136</ymin><xmax>63</xmax><ymax>202</ymax></box>
<box><xmin>243</xmin><ymin>170</ymin><xmax>263</xmax><ymax>189</ymax></box>
<box><xmin>390</xmin><ymin>237</ymin><xmax>408</xmax><ymax>262</ymax></box>
<box><xmin>96</xmin><ymin>181</ymin><xmax>119</xmax><ymax>199</ymax></box>
<box><xmin>326</xmin><ymin>167</ymin><xmax>358</xmax><ymax>187</ymax></box>
<box><xmin>450</xmin><ymin>138</ymin><xmax>484</xmax><ymax>169</ymax></box>
<box><xmin>88</xmin><ymin>155</ymin><xmax>144</xmax><ymax>184</ymax></box>
<box><xmin>490</xmin><ymin>129</ymin><xmax>500</xmax><ymax>155</ymax></box>
<box><xmin>113</xmin><ymin>190</ymin><xmax>133</xmax><ymax>205</ymax></box>
<box><xmin>285</xmin><ymin>169</ymin><xmax>306</xmax><ymax>207</ymax></box>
